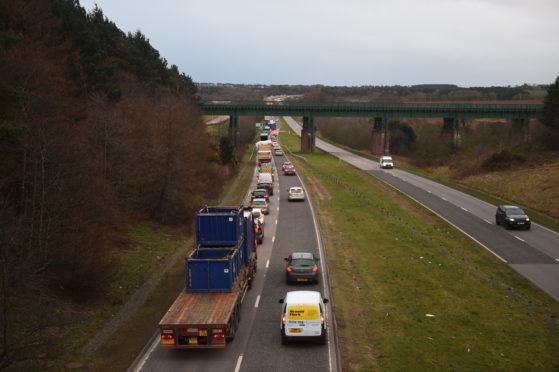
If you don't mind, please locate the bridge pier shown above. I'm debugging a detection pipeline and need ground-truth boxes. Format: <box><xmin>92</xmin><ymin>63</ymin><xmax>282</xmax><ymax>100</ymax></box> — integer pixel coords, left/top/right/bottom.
<box><xmin>371</xmin><ymin>117</ymin><xmax>390</xmax><ymax>154</ymax></box>
<box><xmin>442</xmin><ymin>117</ymin><xmax>461</xmax><ymax>146</ymax></box>
<box><xmin>228</xmin><ymin>115</ymin><xmax>240</xmax><ymax>147</ymax></box>
<box><xmin>512</xmin><ymin>118</ymin><xmax>531</xmax><ymax>143</ymax></box>
<box><xmin>301</xmin><ymin>116</ymin><xmax>316</xmax><ymax>153</ymax></box>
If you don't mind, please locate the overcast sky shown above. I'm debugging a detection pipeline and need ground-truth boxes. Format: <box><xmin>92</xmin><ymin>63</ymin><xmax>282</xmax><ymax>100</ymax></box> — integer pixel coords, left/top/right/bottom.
<box><xmin>79</xmin><ymin>0</ymin><xmax>559</xmax><ymax>87</ymax></box>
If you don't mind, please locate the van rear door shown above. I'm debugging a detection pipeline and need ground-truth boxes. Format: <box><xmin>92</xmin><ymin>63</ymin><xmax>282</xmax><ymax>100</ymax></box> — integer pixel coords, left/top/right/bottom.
<box><xmin>285</xmin><ymin>304</ymin><xmax>322</xmax><ymax>337</ymax></box>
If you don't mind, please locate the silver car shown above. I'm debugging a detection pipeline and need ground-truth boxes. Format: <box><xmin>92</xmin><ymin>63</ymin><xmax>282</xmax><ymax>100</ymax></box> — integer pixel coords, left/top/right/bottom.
<box><xmin>288</xmin><ymin>187</ymin><xmax>305</xmax><ymax>202</ymax></box>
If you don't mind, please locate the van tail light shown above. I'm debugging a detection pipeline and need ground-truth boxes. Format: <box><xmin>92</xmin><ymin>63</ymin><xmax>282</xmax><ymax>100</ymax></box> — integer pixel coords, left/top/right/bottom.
<box><xmin>282</xmin><ymin>315</ymin><xmax>286</xmax><ymax>324</ymax></box>
<box><xmin>286</xmin><ymin>267</ymin><xmax>292</xmax><ymax>272</ymax></box>
<box><xmin>312</xmin><ymin>266</ymin><xmax>318</xmax><ymax>272</ymax></box>
<box><xmin>320</xmin><ymin>315</ymin><xmax>325</xmax><ymax>323</ymax></box>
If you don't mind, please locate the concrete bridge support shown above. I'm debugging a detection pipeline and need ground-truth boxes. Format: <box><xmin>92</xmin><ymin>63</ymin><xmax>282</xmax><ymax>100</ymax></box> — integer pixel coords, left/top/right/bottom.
<box><xmin>228</xmin><ymin>115</ymin><xmax>240</xmax><ymax>147</ymax></box>
<box><xmin>301</xmin><ymin>116</ymin><xmax>316</xmax><ymax>153</ymax></box>
<box><xmin>371</xmin><ymin>117</ymin><xmax>390</xmax><ymax>154</ymax></box>
<box><xmin>442</xmin><ymin>117</ymin><xmax>461</xmax><ymax>146</ymax></box>
<box><xmin>512</xmin><ymin>118</ymin><xmax>531</xmax><ymax>143</ymax></box>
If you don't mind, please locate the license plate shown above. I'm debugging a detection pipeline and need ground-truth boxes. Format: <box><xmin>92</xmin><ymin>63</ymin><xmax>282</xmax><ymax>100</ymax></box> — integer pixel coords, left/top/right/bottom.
<box><xmin>296</xmin><ymin>278</ymin><xmax>308</xmax><ymax>282</ymax></box>
<box><xmin>199</xmin><ymin>330</ymin><xmax>207</xmax><ymax>336</ymax></box>
<box><xmin>289</xmin><ymin>329</ymin><xmax>303</xmax><ymax>333</ymax></box>
<box><xmin>189</xmin><ymin>337</ymin><xmax>198</xmax><ymax>344</ymax></box>
<box><xmin>517</xmin><ymin>222</ymin><xmax>524</xmax><ymax>224</ymax></box>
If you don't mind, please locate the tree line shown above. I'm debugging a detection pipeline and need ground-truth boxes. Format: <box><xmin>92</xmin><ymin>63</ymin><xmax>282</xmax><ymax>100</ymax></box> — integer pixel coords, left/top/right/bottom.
<box><xmin>0</xmin><ymin>1</ymin><xmax>233</xmax><ymax>368</ymax></box>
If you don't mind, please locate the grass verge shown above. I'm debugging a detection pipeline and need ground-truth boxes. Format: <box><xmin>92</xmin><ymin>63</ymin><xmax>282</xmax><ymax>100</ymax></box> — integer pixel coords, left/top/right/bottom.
<box><xmin>41</xmin><ymin>142</ymin><xmax>259</xmax><ymax>371</ymax></box>
<box><xmin>280</xmin><ymin>119</ymin><xmax>559</xmax><ymax>371</ymax></box>
<box><xmin>306</xmin><ymin>126</ymin><xmax>559</xmax><ymax>232</ymax></box>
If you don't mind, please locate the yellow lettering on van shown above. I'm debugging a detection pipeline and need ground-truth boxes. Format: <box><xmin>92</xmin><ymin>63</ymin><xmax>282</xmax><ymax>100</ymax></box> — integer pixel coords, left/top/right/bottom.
<box><xmin>287</xmin><ymin>306</ymin><xmax>319</xmax><ymax>320</ymax></box>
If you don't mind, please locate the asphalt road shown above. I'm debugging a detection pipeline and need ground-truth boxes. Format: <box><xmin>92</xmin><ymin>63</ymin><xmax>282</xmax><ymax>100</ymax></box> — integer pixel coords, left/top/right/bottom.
<box><xmin>129</xmin><ymin>142</ymin><xmax>338</xmax><ymax>371</ymax></box>
<box><xmin>283</xmin><ymin>116</ymin><xmax>559</xmax><ymax>301</ymax></box>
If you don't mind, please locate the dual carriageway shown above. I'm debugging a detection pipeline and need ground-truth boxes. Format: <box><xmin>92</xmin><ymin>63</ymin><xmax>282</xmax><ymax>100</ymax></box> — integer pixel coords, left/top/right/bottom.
<box><xmin>130</xmin><ymin>115</ymin><xmax>559</xmax><ymax>371</ymax></box>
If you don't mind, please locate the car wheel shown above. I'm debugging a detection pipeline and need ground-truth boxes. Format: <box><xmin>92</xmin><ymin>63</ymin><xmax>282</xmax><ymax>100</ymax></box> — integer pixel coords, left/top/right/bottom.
<box><xmin>495</xmin><ymin>217</ymin><xmax>500</xmax><ymax>225</ymax></box>
<box><xmin>318</xmin><ymin>334</ymin><xmax>326</xmax><ymax>345</ymax></box>
<box><xmin>525</xmin><ymin>225</ymin><xmax>531</xmax><ymax>231</ymax></box>
<box><xmin>281</xmin><ymin>335</ymin><xmax>288</xmax><ymax>345</ymax></box>
<box><xmin>505</xmin><ymin>222</ymin><xmax>511</xmax><ymax>230</ymax></box>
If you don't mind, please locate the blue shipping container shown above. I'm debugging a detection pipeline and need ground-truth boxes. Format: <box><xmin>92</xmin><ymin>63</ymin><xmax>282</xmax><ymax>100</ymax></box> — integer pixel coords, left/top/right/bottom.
<box><xmin>196</xmin><ymin>206</ymin><xmax>244</xmax><ymax>246</ymax></box>
<box><xmin>186</xmin><ymin>244</ymin><xmax>244</xmax><ymax>293</ymax></box>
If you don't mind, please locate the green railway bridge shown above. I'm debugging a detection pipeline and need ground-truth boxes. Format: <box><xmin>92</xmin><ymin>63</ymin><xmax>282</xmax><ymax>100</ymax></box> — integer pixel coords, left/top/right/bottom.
<box><xmin>202</xmin><ymin>101</ymin><xmax>541</xmax><ymax>153</ymax></box>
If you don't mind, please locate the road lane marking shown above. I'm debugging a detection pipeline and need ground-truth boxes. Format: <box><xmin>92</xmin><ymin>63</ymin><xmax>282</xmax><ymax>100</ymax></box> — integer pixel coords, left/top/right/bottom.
<box><xmin>484</xmin><ymin>219</ymin><xmax>492</xmax><ymax>224</ymax></box>
<box><xmin>234</xmin><ymin>355</ymin><xmax>244</xmax><ymax>372</ymax></box>
<box><xmin>132</xmin><ymin>334</ymin><xmax>159</xmax><ymax>372</ymax></box>
<box><xmin>515</xmin><ymin>236</ymin><xmax>525</xmax><ymax>242</ymax></box>
<box><xmin>272</xmin><ymin>236</ymin><xmax>275</xmax><ymax>243</ymax></box>
<box><xmin>254</xmin><ymin>295</ymin><xmax>261</xmax><ymax>308</ymax></box>
<box><xmin>427</xmin><ymin>190</ymin><xmax>432</xmax><ymax>194</ymax></box>
<box><xmin>277</xmin><ymin>207</ymin><xmax>279</xmax><ymax>211</ymax></box>
<box><xmin>266</xmin><ymin>259</ymin><xmax>270</xmax><ymax>268</ymax></box>
<box><xmin>275</xmin><ymin>219</ymin><xmax>278</xmax><ymax>225</ymax></box>
<box><xmin>461</xmin><ymin>207</ymin><xmax>468</xmax><ymax>212</ymax></box>
<box><xmin>442</xmin><ymin>197</ymin><xmax>448</xmax><ymax>201</ymax></box>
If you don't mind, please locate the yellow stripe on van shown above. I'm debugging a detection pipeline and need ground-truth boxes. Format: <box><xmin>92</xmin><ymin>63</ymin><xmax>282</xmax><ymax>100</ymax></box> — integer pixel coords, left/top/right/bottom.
<box><xmin>287</xmin><ymin>306</ymin><xmax>319</xmax><ymax>320</ymax></box>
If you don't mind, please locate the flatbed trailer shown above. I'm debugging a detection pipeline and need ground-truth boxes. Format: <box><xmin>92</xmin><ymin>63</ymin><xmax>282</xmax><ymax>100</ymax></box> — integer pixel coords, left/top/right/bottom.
<box><xmin>159</xmin><ymin>254</ymin><xmax>256</xmax><ymax>348</ymax></box>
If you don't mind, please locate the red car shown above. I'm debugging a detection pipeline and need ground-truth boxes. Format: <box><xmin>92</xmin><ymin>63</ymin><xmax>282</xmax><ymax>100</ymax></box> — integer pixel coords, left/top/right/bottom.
<box><xmin>283</xmin><ymin>165</ymin><xmax>296</xmax><ymax>175</ymax></box>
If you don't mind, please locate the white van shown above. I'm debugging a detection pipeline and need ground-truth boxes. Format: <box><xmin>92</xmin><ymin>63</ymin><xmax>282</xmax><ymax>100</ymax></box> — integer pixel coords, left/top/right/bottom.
<box><xmin>379</xmin><ymin>156</ymin><xmax>394</xmax><ymax>169</ymax></box>
<box><xmin>279</xmin><ymin>291</ymin><xmax>328</xmax><ymax>344</ymax></box>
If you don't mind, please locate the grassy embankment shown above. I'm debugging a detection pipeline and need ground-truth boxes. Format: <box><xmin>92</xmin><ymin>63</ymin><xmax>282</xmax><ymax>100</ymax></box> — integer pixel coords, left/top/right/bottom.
<box><xmin>64</xmin><ymin>140</ymin><xmax>259</xmax><ymax>371</ymax></box>
<box><xmin>313</xmin><ymin>134</ymin><xmax>559</xmax><ymax>232</ymax></box>
<box><xmin>280</xmin><ymin>119</ymin><xmax>559</xmax><ymax>371</ymax></box>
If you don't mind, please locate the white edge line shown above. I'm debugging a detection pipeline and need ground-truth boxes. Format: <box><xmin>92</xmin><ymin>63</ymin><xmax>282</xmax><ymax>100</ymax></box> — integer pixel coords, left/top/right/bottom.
<box><xmin>234</xmin><ymin>354</ymin><xmax>244</xmax><ymax>372</ymax></box>
<box><xmin>484</xmin><ymin>219</ymin><xmax>492</xmax><ymax>224</ymax></box>
<box><xmin>461</xmin><ymin>207</ymin><xmax>468</xmax><ymax>212</ymax></box>
<box><xmin>366</xmin><ymin>175</ymin><xmax>508</xmax><ymax>264</ymax></box>
<box><xmin>132</xmin><ymin>334</ymin><xmax>159</xmax><ymax>372</ymax></box>
<box><xmin>515</xmin><ymin>236</ymin><xmax>525</xmax><ymax>242</ymax></box>
<box><xmin>254</xmin><ymin>295</ymin><xmax>261</xmax><ymax>308</ymax></box>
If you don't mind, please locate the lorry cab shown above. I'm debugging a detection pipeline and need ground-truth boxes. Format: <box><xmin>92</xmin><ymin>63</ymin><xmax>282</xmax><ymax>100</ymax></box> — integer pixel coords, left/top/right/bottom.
<box><xmin>279</xmin><ymin>291</ymin><xmax>328</xmax><ymax>345</ymax></box>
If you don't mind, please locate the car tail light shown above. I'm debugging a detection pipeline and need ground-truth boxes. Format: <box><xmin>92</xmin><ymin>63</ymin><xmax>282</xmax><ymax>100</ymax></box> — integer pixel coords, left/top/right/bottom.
<box><xmin>312</xmin><ymin>266</ymin><xmax>318</xmax><ymax>272</ymax></box>
<box><xmin>286</xmin><ymin>267</ymin><xmax>292</xmax><ymax>272</ymax></box>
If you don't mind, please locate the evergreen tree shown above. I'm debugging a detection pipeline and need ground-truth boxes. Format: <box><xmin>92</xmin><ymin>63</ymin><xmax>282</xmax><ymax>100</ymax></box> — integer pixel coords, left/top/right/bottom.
<box><xmin>540</xmin><ymin>75</ymin><xmax>559</xmax><ymax>131</ymax></box>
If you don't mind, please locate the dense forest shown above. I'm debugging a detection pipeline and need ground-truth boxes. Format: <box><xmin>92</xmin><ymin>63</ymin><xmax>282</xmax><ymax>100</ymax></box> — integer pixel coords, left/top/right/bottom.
<box><xmin>0</xmin><ymin>0</ymin><xmax>238</xmax><ymax>368</ymax></box>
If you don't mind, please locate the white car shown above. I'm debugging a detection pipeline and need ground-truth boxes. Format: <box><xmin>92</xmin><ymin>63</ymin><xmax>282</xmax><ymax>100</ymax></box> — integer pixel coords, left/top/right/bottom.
<box><xmin>379</xmin><ymin>156</ymin><xmax>394</xmax><ymax>169</ymax></box>
<box><xmin>279</xmin><ymin>290</ymin><xmax>328</xmax><ymax>345</ymax></box>
<box><xmin>288</xmin><ymin>187</ymin><xmax>305</xmax><ymax>202</ymax></box>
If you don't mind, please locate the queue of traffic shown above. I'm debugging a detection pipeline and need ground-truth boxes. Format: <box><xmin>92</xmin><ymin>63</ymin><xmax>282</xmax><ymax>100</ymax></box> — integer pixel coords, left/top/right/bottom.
<box><xmin>157</xmin><ymin>117</ymin><xmax>328</xmax><ymax>350</ymax></box>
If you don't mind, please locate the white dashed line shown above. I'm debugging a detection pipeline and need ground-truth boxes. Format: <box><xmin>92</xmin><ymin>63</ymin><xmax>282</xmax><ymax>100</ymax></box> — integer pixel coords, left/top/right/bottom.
<box><xmin>272</xmin><ymin>236</ymin><xmax>276</xmax><ymax>243</ymax></box>
<box><xmin>266</xmin><ymin>259</ymin><xmax>270</xmax><ymax>268</ymax></box>
<box><xmin>277</xmin><ymin>207</ymin><xmax>279</xmax><ymax>211</ymax></box>
<box><xmin>254</xmin><ymin>295</ymin><xmax>261</xmax><ymax>308</ymax></box>
<box><xmin>427</xmin><ymin>190</ymin><xmax>432</xmax><ymax>194</ymax></box>
<box><xmin>514</xmin><ymin>236</ymin><xmax>525</xmax><ymax>242</ymax></box>
<box><xmin>234</xmin><ymin>355</ymin><xmax>244</xmax><ymax>372</ymax></box>
<box><xmin>484</xmin><ymin>219</ymin><xmax>492</xmax><ymax>224</ymax></box>
<box><xmin>442</xmin><ymin>197</ymin><xmax>448</xmax><ymax>201</ymax></box>
<box><xmin>461</xmin><ymin>207</ymin><xmax>468</xmax><ymax>212</ymax></box>
<box><xmin>275</xmin><ymin>219</ymin><xmax>278</xmax><ymax>225</ymax></box>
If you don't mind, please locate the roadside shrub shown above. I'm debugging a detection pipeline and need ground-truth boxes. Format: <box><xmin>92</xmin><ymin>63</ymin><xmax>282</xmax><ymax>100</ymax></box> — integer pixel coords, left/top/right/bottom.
<box><xmin>481</xmin><ymin>149</ymin><xmax>526</xmax><ymax>171</ymax></box>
